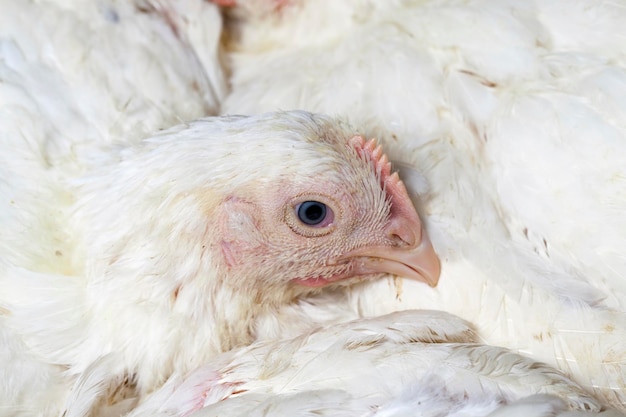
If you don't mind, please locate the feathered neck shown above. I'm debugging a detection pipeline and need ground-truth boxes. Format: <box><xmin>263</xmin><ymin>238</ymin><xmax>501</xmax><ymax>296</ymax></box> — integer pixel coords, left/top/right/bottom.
<box><xmin>55</xmin><ymin>120</ymin><xmax>308</xmax><ymax>392</ymax></box>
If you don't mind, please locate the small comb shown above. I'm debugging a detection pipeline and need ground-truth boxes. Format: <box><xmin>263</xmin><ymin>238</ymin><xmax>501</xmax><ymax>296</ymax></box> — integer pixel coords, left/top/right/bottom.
<box><xmin>349</xmin><ymin>136</ymin><xmax>413</xmax><ymax>219</ymax></box>
<box><xmin>349</xmin><ymin>136</ymin><xmax>394</xmax><ymax>188</ymax></box>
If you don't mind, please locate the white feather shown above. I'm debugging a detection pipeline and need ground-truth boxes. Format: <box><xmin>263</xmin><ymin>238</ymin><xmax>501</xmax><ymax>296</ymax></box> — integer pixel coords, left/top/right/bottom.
<box><xmin>0</xmin><ymin>0</ymin><xmax>225</xmax><ymax>415</ymax></box>
<box><xmin>127</xmin><ymin>311</ymin><xmax>601</xmax><ymax>417</ymax></box>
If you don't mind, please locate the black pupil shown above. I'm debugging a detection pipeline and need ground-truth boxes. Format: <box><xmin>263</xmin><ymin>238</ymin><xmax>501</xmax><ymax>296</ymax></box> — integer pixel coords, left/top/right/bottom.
<box><xmin>298</xmin><ymin>201</ymin><xmax>327</xmax><ymax>225</ymax></box>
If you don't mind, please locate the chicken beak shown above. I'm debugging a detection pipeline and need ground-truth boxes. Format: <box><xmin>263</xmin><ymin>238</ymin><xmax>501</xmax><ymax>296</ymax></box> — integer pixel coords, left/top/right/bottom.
<box><xmin>349</xmin><ymin>230</ymin><xmax>441</xmax><ymax>287</ymax></box>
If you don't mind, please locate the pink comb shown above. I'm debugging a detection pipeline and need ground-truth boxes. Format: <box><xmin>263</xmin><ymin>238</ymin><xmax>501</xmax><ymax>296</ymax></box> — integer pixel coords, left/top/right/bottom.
<box><xmin>349</xmin><ymin>136</ymin><xmax>412</xmax><ymax>223</ymax></box>
<box><xmin>349</xmin><ymin>136</ymin><xmax>406</xmax><ymax>193</ymax></box>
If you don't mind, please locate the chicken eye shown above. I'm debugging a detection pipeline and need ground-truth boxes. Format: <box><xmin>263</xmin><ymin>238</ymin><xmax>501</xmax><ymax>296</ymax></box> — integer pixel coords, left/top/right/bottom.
<box><xmin>296</xmin><ymin>201</ymin><xmax>331</xmax><ymax>226</ymax></box>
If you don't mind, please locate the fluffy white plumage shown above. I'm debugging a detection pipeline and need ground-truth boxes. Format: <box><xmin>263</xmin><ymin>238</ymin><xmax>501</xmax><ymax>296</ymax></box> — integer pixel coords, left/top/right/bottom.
<box><xmin>2</xmin><ymin>106</ymin><xmax>443</xmax><ymax>415</ymax></box>
<box><xmin>0</xmin><ymin>1</ymin><xmax>225</xmax><ymax>415</ymax></box>
<box><xmin>0</xmin><ymin>0</ymin><xmax>225</xmax><ymax>284</ymax></box>
<box><xmin>1</xmin><ymin>2</ymin><xmax>443</xmax><ymax>410</ymax></box>
<box><xmin>219</xmin><ymin>0</ymin><xmax>626</xmax><ymax>410</ymax></box>
<box><xmin>126</xmin><ymin>311</ymin><xmax>610</xmax><ymax>417</ymax></box>
<box><xmin>3</xmin><ymin>0</ymin><xmax>626</xmax><ymax>415</ymax></box>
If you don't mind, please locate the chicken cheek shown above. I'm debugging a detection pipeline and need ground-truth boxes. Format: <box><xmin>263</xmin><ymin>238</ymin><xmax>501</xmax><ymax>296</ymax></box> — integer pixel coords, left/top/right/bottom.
<box><xmin>217</xmin><ymin>196</ymin><xmax>265</xmax><ymax>269</ymax></box>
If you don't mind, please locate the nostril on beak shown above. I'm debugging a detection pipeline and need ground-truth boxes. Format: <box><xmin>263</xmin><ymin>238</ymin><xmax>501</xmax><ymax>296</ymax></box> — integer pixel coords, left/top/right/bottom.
<box><xmin>391</xmin><ymin>234</ymin><xmax>405</xmax><ymax>246</ymax></box>
<box><xmin>390</xmin><ymin>231</ymin><xmax>415</xmax><ymax>247</ymax></box>
<box><xmin>386</xmin><ymin>217</ymin><xmax>420</xmax><ymax>247</ymax></box>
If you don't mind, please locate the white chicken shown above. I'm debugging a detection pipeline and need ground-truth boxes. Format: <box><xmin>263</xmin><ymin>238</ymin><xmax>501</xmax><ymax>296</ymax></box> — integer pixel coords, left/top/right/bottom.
<box><xmin>1</xmin><ymin>1</ymin><xmax>443</xmax><ymax>415</ymax></box>
<box><xmin>0</xmin><ymin>0</ymin><xmax>223</xmax><ymax>415</ymax></box>
<box><xmin>3</xmin><ymin>0</ymin><xmax>626</xmax><ymax>415</ymax></box>
<box><xmin>124</xmin><ymin>311</ymin><xmax>611</xmax><ymax>417</ymax></box>
<box><xmin>1</xmin><ymin>51</ymin><xmax>440</xmax><ymax>416</ymax></box>
<box><xmin>217</xmin><ymin>0</ymin><xmax>626</xmax><ymax>410</ymax></box>
<box><xmin>1</xmin><ymin>112</ymin><xmax>442</xmax><ymax>416</ymax></box>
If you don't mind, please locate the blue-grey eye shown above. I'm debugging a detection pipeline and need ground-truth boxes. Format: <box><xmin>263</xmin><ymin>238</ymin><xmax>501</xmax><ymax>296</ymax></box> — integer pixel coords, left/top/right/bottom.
<box><xmin>297</xmin><ymin>201</ymin><xmax>328</xmax><ymax>226</ymax></box>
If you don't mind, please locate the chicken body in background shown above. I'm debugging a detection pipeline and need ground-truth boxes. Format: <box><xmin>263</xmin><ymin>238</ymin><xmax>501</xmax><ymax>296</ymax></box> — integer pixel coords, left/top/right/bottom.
<box><xmin>0</xmin><ymin>0</ymin><xmax>224</xmax><ymax>415</ymax></box>
<box><xmin>218</xmin><ymin>0</ymin><xmax>626</xmax><ymax>410</ymax></box>
<box><xmin>0</xmin><ymin>0</ymin><xmax>225</xmax><ymax>285</ymax></box>
<box><xmin>124</xmin><ymin>311</ymin><xmax>612</xmax><ymax>417</ymax></box>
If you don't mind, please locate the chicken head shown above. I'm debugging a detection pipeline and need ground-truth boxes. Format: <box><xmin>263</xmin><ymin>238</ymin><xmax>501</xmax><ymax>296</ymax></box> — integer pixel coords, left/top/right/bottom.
<box><xmin>60</xmin><ymin>111</ymin><xmax>439</xmax><ymax>395</ymax></box>
<box><xmin>208</xmin><ymin>112</ymin><xmax>440</xmax><ymax>296</ymax></box>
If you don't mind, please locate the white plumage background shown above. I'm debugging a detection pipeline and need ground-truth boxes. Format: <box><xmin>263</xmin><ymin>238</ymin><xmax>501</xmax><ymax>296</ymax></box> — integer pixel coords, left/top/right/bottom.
<box><xmin>0</xmin><ymin>0</ymin><xmax>625</xmax><ymax>415</ymax></box>
<box><xmin>1</xmin><ymin>1</ymin><xmax>226</xmax><ymax>414</ymax></box>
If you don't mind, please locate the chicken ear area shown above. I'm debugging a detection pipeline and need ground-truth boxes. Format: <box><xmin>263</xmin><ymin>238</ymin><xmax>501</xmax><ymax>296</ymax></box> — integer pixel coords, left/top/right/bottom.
<box><xmin>216</xmin><ymin>196</ymin><xmax>262</xmax><ymax>269</ymax></box>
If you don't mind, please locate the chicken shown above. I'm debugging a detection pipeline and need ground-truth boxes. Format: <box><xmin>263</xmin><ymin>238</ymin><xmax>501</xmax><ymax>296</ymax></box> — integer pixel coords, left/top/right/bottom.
<box><xmin>216</xmin><ymin>0</ymin><xmax>626</xmax><ymax>410</ymax></box>
<box><xmin>1</xmin><ymin>0</ymin><xmax>226</xmax><ymax>411</ymax></box>
<box><xmin>124</xmin><ymin>311</ymin><xmax>608</xmax><ymax>417</ymax></box>
<box><xmin>0</xmin><ymin>110</ymin><xmax>439</xmax><ymax>416</ymax></box>
<box><xmin>0</xmin><ymin>1</ymin><xmax>440</xmax><ymax>415</ymax></box>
